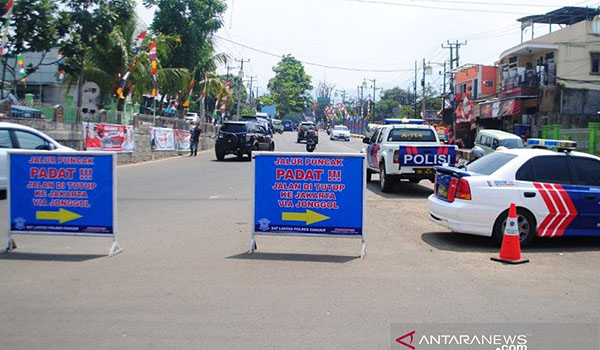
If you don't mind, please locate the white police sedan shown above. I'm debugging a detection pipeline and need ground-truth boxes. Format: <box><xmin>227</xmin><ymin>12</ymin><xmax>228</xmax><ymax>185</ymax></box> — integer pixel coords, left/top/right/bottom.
<box><xmin>0</xmin><ymin>122</ymin><xmax>73</xmax><ymax>198</ymax></box>
<box><xmin>428</xmin><ymin>140</ymin><xmax>600</xmax><ymax>246</ymax></box>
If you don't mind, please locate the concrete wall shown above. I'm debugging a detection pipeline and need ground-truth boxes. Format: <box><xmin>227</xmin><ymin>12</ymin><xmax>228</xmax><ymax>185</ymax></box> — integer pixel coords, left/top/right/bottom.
<box><xmin>2</xmin><ymin>118</ymin><xmax>216</xmax><ymax>165</ymax></box>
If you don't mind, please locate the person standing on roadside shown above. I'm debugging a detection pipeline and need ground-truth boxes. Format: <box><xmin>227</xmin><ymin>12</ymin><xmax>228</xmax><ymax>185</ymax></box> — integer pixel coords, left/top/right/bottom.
<box><xmin>190</xmin><ymin>123</ymin><xmax>203</xmax><ymax>156</ymax></box>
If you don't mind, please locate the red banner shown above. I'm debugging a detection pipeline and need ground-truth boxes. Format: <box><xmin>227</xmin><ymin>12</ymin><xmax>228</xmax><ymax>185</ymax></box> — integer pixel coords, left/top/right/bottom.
<box><xmin>83</xmin><ymin>122</ymin><xmax>135</xmax><ymax>152</ymax></box>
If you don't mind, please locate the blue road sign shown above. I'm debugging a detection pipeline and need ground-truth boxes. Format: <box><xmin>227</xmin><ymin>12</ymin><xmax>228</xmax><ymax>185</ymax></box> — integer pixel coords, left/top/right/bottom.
<box><xmin>9</xmin><ymin>152</ymin><xmax>116</xmax><ymax>236</ymax></box>
<box><xmin>253</xmin><ymin>152</ymin><xmax>365</xmax><ymax>239</ymax></box>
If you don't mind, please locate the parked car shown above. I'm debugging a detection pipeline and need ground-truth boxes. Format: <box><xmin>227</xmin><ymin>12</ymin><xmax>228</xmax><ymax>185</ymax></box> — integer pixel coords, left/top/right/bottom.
<box><xmin>471</xmin><ymin>129</ymin><xmax>524</xmax><ymax>161</ymax></box>
<box><xmin>240</xmin><ymin>115</ymin><xmax>273</xmax><ymax>136</ymax></box>
<box><xmin>0</xmin><ymin>122</ymin><xmax>74</xmax><ymax>198</ymax></box>
<box><xmin>215</xmin><ymin>121</ymin><xmax>274</xmax><ymax>161</ymax></box>
<box><xmin>297</xmin><ymin>122</ymin><xmax>317</xmax><ymax>143</ymax></box>
<box><xmin>429</xmin><ymin>139</ymin><xmax>599</xmax><ymax>246</ymax></box>
<box><xmin>282</xmin><ymin>120</ymin><xmax>293</xmax><ymax>132</ymax></box>
<box><xmin>184</xmin><ymin>112</ymin><xmax>200</xmax><ymax>124</ymax></box>
<box><xmin>271</xmin><ymin>119</ymin><xmax>284</xmax><ymax>134</ymax></box>
<box><xmin>330</xmin><ymin>125</ymin><xmax>351</xmax><ymax>141</ymax></box>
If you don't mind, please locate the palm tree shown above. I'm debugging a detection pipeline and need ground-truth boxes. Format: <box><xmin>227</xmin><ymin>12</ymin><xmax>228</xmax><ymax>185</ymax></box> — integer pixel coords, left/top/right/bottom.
<box><xmin>83</xmin><ymin>16</ymin><xmax>192</xmax><ymax>111</ymax></box>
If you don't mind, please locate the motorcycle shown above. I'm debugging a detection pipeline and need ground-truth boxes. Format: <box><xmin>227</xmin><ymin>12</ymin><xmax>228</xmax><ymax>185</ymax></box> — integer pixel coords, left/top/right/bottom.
<box><xmin>306</xmin><ymin>138</ymin><xmax>316</xmax><ymax>152</ymax></box>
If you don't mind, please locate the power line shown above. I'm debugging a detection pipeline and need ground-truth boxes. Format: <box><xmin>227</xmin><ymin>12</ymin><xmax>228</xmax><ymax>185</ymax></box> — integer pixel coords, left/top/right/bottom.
<box><xmin>408</xmin><ymin>0</ymin><xmax>562</xmax><ymax>7</ymax></box>
<box><xmin>346</xmin><ymin>0</ymin><xmax>529</xmax><ymax>15</ymax></box>
<box><xmin>214</xmin><ymin>35</ymin><xmax>415</xmax><ymax>72</ymax></box>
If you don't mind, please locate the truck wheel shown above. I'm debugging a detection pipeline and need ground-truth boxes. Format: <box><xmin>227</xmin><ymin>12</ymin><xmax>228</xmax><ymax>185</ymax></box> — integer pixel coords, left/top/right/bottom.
<box><xmin>379</xmin><ymin>162</ymin><xmax>394</xmax><ymax>193</ymax></box>
<box><xmin>492</xmin><ymin>208</ymin><xmax>536</xmax><ymax>247</ymax></box>
<box><xmin>366</xmin><ymin>169</ymin><xmax>373</xmax><ymax>182</ymax></box>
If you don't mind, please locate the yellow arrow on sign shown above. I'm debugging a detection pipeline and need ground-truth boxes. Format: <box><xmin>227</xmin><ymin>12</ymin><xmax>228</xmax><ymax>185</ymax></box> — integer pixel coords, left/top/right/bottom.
<box><xmin>36</xmin><ymin>208</ymin><xmax>82</xmax><ymax>224</ymax></box>
<box><xmin>282</xmin><ymin>209</ymin><xmax>330</xmax><ymax>225</ymax></box>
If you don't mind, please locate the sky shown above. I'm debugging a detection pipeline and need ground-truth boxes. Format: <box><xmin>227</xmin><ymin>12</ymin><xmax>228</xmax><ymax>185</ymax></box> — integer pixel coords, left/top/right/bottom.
<box><xmin>137</xmin><ymin>0</ymin><xmax>600</xmax><ymax>103</ymax></box>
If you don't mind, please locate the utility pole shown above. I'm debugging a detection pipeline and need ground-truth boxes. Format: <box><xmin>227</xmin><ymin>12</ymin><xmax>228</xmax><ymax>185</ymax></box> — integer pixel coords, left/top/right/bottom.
<box><xmin>365</xmin><ymin>78</ymin><xmax>378</xmax><ymax>120</ymax></box>
<box><xmin>414</xmin><ymin>60</ymin><xmax>418</xmax><ymax>118</ymax></box>
<box><xmin>422</xmin><ymin>59</ymin><xmax>427</xmax><ymax>118</ymax></box>
<box><xmin>442</xmin><ymin>61</ymin><xmax>447</xmax><ymax>110</ymax></box>
<box><xmin>442</xmin><ymin>40</ymin><xmax>467</xmax><ymax>141</ymax></box>
<box><xmin>357</xmin><ymin>86</ymin><xmax>361</xmax><ymax>115</ymax></box>
<box><xmin>245</xmin><ymin>76</ymin><xmax>256</xmax><ymax>105</ymax></box>
<box><xmin>226</xmin><ymin>65</ymin><xmax>236</xmax><ymax>82</ymax></box>
<box><xmin>235</xmin><ymin>58</ymin><xmax>249</xmax><ymax>118</ymax></box>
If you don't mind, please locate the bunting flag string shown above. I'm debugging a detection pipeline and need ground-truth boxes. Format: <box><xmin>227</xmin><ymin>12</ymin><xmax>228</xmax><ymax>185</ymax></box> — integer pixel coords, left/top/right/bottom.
<box><xmin>17</xmin><ymin>53</ymin><xmax>25</xmax><ymax>82</ymax></box>
<box><xmin>149</xmin><ymin>40</ymin><xmax>157</xmax><ymax>97</ymax></box>
<box><xmin>116</xmin><ymin>31</ymin><xmax>147</xmax><ymax>99</ymax></box>
<box><xmin>56</xmin><ymin>51</ymin><xmax>65</xmax><ymax>83</ymax></box>
<box><xmin>200</xmin><ymin>73</ymin><xmax>207</xmax><ymax>100</ymax></box>
<box><xmin>455</xmin><ymin>93</ymin><xmax>475</xmax><ymax>129</ymax></box>
<box><xmin>182</xmin><ymin>69</ymin><xmax>197</xmax><ymax>108</ymax></box>
<box><xmin>0</xmin><ymin>0</ymin><xmax>14</xmax><ymax>59</ymax></box>
<box><xmin>134</xmin><ymin>30</ymin><xmax>147</xmax><ymax>55</ymax></box>
<box><xmin>219</xmin><ymin>82</ymin><xmax>231</xmax><ymax>120</ymax></box>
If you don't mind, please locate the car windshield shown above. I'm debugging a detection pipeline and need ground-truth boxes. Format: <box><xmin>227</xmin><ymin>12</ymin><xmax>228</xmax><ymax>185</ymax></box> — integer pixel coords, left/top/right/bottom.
<box><xmin>387</xmin><ymin>128</ymin><xmax>436</xmax><ymax>142</ymax></box>
<box><xmin>334</xmin><ymin>126</ymin><xmax>348</xmax><ymax>131</ymax></box>
<box><xmin>499</xmin><ymin>138</ymin><xmax>524</xmax><ymax>149</ymax></box>
<box><xmin>220</xmin><ymin>123</ymin><xmax>247</xmax><ymax>133</ymax></box>
<box><xmin>467</xmin><ymin>152</ymin><xmax>517</xmax><ymax>175</ymax></box>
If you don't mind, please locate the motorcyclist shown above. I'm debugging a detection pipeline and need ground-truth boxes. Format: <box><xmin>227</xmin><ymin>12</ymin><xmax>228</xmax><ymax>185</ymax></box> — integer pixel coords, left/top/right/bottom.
<box><xmin>306</xmin><ymin>125</ymin><xmax>317</xmax><ymax>142</ymax></box>
<box><xmin>306</xmin><ymin>125</ymin><xmax>317</xmax><ymax>152</ymax></box>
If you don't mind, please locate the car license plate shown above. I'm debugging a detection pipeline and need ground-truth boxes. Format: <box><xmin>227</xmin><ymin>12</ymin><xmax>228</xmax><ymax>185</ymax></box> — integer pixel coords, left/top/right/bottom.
<box><xmin>437</xmin><ymin>184</ymin><xmax>448</xmax><ymax>198</ymax></box>
<box><xmin>415</xmin><ymin>168</ymin><xmax>434</xmax><ymax>174</ymax></box>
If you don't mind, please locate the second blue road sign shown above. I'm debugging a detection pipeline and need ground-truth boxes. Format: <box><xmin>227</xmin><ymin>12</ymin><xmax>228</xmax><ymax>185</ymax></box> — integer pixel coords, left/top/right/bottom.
<box><xmin>252</xmin><ymin>152</ymin><xmax>366</xmax><ymax>257</ymax></box>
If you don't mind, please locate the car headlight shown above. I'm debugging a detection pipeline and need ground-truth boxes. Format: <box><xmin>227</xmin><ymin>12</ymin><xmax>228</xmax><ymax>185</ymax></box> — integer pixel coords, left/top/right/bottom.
<box><xmin>218</xmin><ymin>134</ymin><xmax>224</xmax><ymax>139</ymax></box>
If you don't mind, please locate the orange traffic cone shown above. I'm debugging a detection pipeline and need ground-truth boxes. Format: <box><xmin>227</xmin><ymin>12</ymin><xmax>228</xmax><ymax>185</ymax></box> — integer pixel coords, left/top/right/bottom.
<box><xmin>491</xmin><ymin>203</ymin><xmax>529</xmax><ymax>264</ymax></box>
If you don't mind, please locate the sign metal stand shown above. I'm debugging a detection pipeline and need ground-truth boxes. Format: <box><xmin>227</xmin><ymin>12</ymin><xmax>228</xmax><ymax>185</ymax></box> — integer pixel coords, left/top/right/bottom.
<box><xmin>3</xmin><ymin>150</ymin><xmax>121</xmax><ymax>256</ymax></box>
<box><xmin>250</xmin><ymin>152</ymin><xmax>366</xmax><ymax>258</ymax></box>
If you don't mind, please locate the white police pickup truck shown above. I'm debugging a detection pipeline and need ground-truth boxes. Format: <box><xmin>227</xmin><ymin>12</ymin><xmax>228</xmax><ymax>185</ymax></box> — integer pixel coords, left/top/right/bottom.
<box><xmin>362</xmin><ymin>121</ymin><xmax>457</xmax><ymax>192</ymax></box>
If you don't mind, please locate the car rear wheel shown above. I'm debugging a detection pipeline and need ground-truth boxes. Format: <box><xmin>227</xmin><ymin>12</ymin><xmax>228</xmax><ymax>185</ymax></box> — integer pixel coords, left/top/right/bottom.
<box><xmin>492</xmin><ymin>208</ymin><xmax>536</xmax><ymax>247</ymax></box>
<box><xmin>366</xmin><ymin>169</ymin><xmax>373</xmax><ymax>182</ymax></box>
<box><xmin>269</xmin><ymin>142</ymin><xmax>275</xmax><ymax>151</ymax></box>
<box><xmin>379</xmin><ymin>162</ymin><xmax>394</xmax><ymax>193</ymax></box>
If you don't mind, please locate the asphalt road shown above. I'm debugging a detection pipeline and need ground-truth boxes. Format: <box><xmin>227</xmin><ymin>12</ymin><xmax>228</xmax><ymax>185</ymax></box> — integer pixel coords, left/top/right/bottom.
<box><xmin>1</xmin><ymin>130</ymin><xmax>600</xmax><ymax>349</ymax></box>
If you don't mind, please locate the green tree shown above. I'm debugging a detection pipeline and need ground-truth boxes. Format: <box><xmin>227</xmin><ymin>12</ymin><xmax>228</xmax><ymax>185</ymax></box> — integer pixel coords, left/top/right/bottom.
<box><xmin>418</xmin><ymin>84</ymin><xmax>442</xmax><ymax>112</ymax></box>
<box><xmin>58</xmin><ymin>0</ymin><xmax>136</xmax><ymax>120</ymax></box>
<box><xmin>263</xmin><ymin>55</ymin><xmax>312</xmax><ymax>116</ymax></box>
<box><xmin>146</xmin><ymin>0</ymin><xmax>226</xmax><ymax>71</ymax></box>
<box><xmin>398</xmin><ymin>105</ymin><xmax>415</xmax><ymax>119</ymax></box>
<box><xmin>0</xmin><ymin>0</ymin><xmax>68</xmax><ymax>97</ymax></box>
<box><xmin>374</xmin><ymin>87</ymin><xmax>413</xmax><ymax>121</ymax></box>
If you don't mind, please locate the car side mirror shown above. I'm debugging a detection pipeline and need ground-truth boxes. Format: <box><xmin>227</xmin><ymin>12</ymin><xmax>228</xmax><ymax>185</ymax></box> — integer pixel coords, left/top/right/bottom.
<box><xmin>362</xmin><ymin>137</ymin><xmax>370</xmax><ymax>144</ymax></box>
